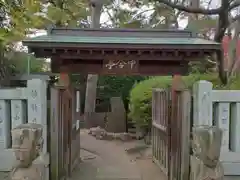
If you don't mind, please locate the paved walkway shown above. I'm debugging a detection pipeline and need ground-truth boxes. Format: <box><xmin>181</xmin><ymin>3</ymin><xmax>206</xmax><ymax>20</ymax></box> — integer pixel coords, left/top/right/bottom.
<box><xmin>70</xmin><ymin>130</ymin><xmax>166</xmax><ymax>180</ymax></box>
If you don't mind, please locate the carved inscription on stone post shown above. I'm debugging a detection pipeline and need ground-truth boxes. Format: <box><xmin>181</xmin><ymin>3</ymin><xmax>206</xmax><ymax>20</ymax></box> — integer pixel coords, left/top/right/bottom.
<box><xmin>11</xmin><ymin>100</ymin><xmax>27</xmax><ymax>129</ymax></box>
<box><xmin>30</xmin><ymin>90</ymin><xmax>38</xmax><ymax>124</ymax></box>
<box><xmin>27</xmin><ymin>79</ymin><xmax>47</xmax><ymax>153</ymax></box>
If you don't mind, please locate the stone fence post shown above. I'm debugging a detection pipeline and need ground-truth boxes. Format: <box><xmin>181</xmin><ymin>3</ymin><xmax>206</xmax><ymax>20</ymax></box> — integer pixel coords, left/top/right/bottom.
<box><xmin>190</xmin><ymin>126</ymin><xmax>224</xmax><ymax>180</ymax></box>
<box><xmin>10</xmin><ymin>123</ymin><xmax>49</xmax><ymax>180</ymax></box>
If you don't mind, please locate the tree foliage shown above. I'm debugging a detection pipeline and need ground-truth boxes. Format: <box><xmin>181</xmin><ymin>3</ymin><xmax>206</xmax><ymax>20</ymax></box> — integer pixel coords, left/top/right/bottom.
<box><xmin>122</xmin><ymin>0</ymin><xmax>240</xmax><ymax>84</ymax></box>
<box><xmin>128</xmin><ymin>73</ymin><xmax>240</xmax><ymax>128</ymax></box>
<box><xmin>9</xmin><ymin>52</ymin><xmax>47</xmax><ymax>73</ymax></box>
<box><xmin>0</xmin><ymin>0</ymin><xmax>49</xmax><ymax>80</ymax></box>
<box><xmin>45</xmin><ymin>0</ymin><xmax>89</xmax><ymax>27</ymax></box>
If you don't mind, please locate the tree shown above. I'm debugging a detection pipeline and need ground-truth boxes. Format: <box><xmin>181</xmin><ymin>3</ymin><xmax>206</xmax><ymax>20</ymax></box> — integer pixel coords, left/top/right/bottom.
<box><xmin>0</xmin><ymin>0</ymin><xmax>45</xmax><ymax>84</ymax></box>
<box><xmin>148</xmin><ymin>0</ymin><xmax>240</xmax><ymax>84</ymax></box>
<box><xmin>8</xmin><ymin>52</ymin><xmax>47</xmax><ymax>73</ymax></box>
<box><xmin>84</xmin><ymin>0</ymin><xmax>103</xmax><ymax>116</ymax></box>
<box><xmin>228</xmin><ymin>19</ymin><xmax>240</xmax><ymax>76</ymax></box>
<box><xmin>44</xmin><ymin>0</ymin><xmax>89</xmax><ymax>27</ymax></box>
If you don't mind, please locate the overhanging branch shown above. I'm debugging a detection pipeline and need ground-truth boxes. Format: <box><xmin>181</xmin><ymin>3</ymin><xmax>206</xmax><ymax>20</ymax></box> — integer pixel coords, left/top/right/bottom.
<box><xmin>229</xmin><ymin>14</ymin><xmax>240</xmax><ymax>25</ymax></box>
<box><xmin>229</xmin><ymin>1</ymin><xmax>240</xmax><ymax>10</ymax></box>
<box><xmin>156</xmin><ymin>0</ymin><xmax>221</xmax><ymax>15</ymax></box>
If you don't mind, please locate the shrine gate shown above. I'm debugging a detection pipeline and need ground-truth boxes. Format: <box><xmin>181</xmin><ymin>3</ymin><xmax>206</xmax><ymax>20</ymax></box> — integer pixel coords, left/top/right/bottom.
<box><xmin>23</xmin><ymin>28</ymin><xmax>222</xmax><ymax>180</ymax></box>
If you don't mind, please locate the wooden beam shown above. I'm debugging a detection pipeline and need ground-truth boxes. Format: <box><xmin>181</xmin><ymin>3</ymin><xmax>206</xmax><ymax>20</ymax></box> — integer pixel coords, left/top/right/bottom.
<box><xmin>30</xmin><ymin>43</ymin><xmax>219</xmax><ymax>54</ymax></box>
<box><xmin>59</xmin><ymin>54</ymin><xmax>186</xmax><ymax>61</ymax></box>
<box><xmin>55</xmin><ymin>63</ymin><xmax>189</xmax><ymax>75</ymax></box>
<box><xmin>35</xmin><ymin>48</ymin><xmax>211</xmax><ymax>61</ymax></box>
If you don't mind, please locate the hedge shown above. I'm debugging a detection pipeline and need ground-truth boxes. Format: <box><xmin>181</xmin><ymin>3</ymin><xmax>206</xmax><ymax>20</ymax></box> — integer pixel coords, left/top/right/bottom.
<box><xmin>128</xmin><ymin>73</ymin><xmax>240</xmax><ymax>127</ymax></box>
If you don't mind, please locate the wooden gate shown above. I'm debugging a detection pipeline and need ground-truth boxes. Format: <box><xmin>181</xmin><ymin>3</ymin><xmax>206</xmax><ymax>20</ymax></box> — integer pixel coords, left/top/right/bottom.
<box><xmin>50</xmin><ymin>86</ymin><xmax>81</xmax><ymax>180</ymax></box>
<box><xmin>152</xmin><ymin>85</ymin><xmax>191</xmax><ymax>180</ymax></box>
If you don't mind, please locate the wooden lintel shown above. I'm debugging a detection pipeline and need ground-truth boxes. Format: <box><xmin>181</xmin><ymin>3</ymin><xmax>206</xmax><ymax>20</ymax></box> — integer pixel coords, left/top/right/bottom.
<box><xmin>59</xmin><ymin>54</ymin><xmax>185</xmax><ymax>61</ymax></box>
<box><xmin>54</xmin><ymin>63</ymin><xmax>188</xmax><ymax>75</ymax></box>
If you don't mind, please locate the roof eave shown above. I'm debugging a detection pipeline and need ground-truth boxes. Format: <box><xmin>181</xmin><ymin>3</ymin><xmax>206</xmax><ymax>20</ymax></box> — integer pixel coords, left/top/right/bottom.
<box><xmin>22</xmin><ymin>41</ymin><xmax>221</xmax><ymax>50</ymax></box>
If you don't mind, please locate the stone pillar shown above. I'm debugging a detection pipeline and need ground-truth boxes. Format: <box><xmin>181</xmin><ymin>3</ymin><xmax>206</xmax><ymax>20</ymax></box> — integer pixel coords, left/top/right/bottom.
<box><xmin>27</xmin><ymin>79</ymin><xmax>47</xmax><ymax>153</ymax></box>
<box><xmin>190</xmin><ymin>126</ymin><xmax>224</xmax><ymax>180</ymax></box>
<box><xmin>10</xmin><ymin>123</ymin><xmax>49</xmax><ymax>180</ymax></box>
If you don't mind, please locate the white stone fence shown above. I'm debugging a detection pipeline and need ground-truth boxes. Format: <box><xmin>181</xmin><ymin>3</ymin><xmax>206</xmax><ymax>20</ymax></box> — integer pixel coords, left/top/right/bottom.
<box><xmin>0</xmin><ymin>78</ymin><xmax>47</xmax><ymax>171</ymax></box>
<box><xmin>193</xmin><ymin>80</ymin><xmax>240</xmax><ymax>175</ymax></box>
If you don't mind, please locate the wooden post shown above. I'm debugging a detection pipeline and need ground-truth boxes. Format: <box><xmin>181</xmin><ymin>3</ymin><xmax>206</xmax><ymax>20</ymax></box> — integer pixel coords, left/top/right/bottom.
<box><xmin>50</xmin><ymin>88</ymin><xmax>60</xmax><ymax>180</ymax></box>
<box><xmin>59</xmin><ymin>73</ymin><xmax>70</xmax><ymax>87</ymax></box>
<box><xmin>170</xmin><ymin>75</ymin><xmax>181</xmax><ymax>179</ymax></box>
<box><xmin>171</xmin><ymin>75</ymin><xmax>191</xmax><ymax>180</ymax></box>
<box><xmin>180</xmin><ymin>90</ymin><xmax>191</xmax><ymax>180</ymax></box>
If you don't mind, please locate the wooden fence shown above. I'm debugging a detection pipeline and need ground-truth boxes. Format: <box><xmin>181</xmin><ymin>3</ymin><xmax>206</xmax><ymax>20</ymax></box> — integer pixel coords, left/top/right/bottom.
<box><xmin>152</xmin><ymin>89</ymin><xmax>169</xmax><ymax>175</ymax></box>
<box><xmin>152</xmin><ymin>85</ymin><xmax>191</xmax><ymax>180</ymax></box>
<box><xmin>50</xmin><ymin>86</ymin><xmax>81</xmax><ymax>179</ymax></box>
<box><xmin>193</xmin><ymin>80</ymin><xmax>240</xmax><ymax>176</ymax></box>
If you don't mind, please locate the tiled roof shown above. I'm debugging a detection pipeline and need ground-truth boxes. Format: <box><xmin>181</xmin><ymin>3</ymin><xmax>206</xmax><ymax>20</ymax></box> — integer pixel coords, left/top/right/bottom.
<box><xmin>23</xmin><ymin>28</ymin><xmax>220</xmax><ymax>49</ymax></box>
<box><xmin>24</xmin><ymin>35</ymin><xmax>220</xmax><ymax>46</ymax></box>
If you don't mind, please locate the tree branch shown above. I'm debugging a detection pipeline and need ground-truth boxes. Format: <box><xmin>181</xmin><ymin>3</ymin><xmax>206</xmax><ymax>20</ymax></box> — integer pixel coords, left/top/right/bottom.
<box><xmin>207</xmin><ymin>0</ymin><xmax>213</xmax><ymax>9</ymax></box>
<box><xmin>229</xmin><ymin>14</ymin><xmax>240</xmax><ymax>25</ymax></box>
<box><xmin>47</xmin><ymin>0</ymin><xmax>57</xmax><ymax>7</ymax></box>
<box><xmin>156</xmin><ymin>0</ymin><xmax>221</xmax><ymax>15</ymax></box>
<box><xmin>229</xmin><ymin>1</ymin><xmax>240</xmax><ymax>10</ymax></box>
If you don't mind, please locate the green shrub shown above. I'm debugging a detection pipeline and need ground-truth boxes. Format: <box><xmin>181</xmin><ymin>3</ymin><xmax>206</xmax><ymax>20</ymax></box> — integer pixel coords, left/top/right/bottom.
<box><xmin>128</xmin><ymin>76</ymin><xmax>172</xmax><ymax>127</ymax></box>
<box><xmin>128</xmin><ymin>73</ymin><xmax>240</xmax><ymax>127</ymax></box>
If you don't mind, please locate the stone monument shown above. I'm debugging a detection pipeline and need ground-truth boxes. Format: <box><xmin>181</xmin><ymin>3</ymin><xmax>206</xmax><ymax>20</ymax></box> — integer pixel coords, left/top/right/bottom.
<box><xmin>10</xmin><ymin>123</ymin><xmax>49</xmax><ymax>180</ymax></box>
<box><xmin>190</xmin><ymin>125</ymin><xmax>224</xmax><ymax>180</ymax></box>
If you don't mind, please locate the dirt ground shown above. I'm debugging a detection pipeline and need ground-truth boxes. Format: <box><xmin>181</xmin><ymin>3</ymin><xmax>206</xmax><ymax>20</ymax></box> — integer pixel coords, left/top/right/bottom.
<box><xmin>0</xmin><ymin>130</ymin><xmax>167</xmax><ymax>180</ymax></box>
<box><xmin>1</xmin><ymin>130</ymin><xmax>238</xmax><ymax>180</ymax></box>
<box><xmin>69</xmin><ymin>130</ymin><xmax>167</xmax><ymax>180</ymax></box>
<box><xmin>0</xmin><ymin>172</ymin><xmax>8</xmax><ymax>180</ymax></box>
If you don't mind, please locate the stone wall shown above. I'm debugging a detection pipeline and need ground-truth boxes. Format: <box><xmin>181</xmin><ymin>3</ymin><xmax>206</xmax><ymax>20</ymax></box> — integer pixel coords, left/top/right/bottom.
<box><xmin>84</xmin><ymin>112</ymin><xmax>107</xmax><ymax>129</ymax></box>
<box><xmin>84</xmin><ymin>97</ymin><xmax>126</xmax><ymax>132</ymax></box>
